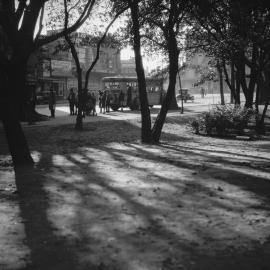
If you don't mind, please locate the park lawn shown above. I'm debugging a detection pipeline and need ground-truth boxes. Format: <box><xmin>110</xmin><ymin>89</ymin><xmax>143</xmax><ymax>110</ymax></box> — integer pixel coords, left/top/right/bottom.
<box><xmin>1</xmin><ymin>114</ymin><xmax>270</xmax><ymax>270</ymax></box>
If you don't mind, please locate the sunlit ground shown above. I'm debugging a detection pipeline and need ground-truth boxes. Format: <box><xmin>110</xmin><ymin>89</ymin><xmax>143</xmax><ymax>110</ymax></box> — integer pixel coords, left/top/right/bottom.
<box><xmin>1</xmin><ymin>103</ymin><xmax>270</xmax><ymax>270</ymax></box>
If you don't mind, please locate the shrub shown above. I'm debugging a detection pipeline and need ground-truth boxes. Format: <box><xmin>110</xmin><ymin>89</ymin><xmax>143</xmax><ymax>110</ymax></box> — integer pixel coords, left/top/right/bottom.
<box><xmin>190</xmin><ymin>105</ymin><xmax>254</xmax><ymax>136</ymax></box>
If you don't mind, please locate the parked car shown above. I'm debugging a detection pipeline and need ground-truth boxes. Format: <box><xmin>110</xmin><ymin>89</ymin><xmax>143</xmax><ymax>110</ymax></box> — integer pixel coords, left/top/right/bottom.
<box><xmin>176</xmin><ymin>89</ymin><xmax>194</xmax><ymax>103</ymax></box>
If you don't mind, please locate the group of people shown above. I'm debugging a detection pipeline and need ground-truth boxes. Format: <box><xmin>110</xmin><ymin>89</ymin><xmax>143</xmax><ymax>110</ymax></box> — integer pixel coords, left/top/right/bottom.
<box><xmin>98</xmin><ymin>89</ymin><xmax>125</xmax><ymax>113</ymax></box>
<box><xmin>67</xmin><ymin>88</ymin><xmax>97</xmax><ymax>117</ymax></box>
<box><xmin>82</xmin><ymin>89</ymin><xmax>97</xmax><ymax>117</ymax></box>
<box><xmin>49</xmin><ymin>87</ymin><xmax>127</xmax><ymax>119</ymax></box>
<box><xmin>98</xmin><ymin>90</ymin><xmax>112</xmax><ymax>114</ymax></box>
<box><xmin>25</xmin><ymin>86</ymin><xmax>127</xmax><ymax>123</ymax></box>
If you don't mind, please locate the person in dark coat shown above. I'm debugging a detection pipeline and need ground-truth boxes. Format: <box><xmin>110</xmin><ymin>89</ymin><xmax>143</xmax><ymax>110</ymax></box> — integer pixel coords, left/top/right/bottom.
<box><xmin>67</xmin><ymin>88</ymin><xmax>76</xmax><ymax>115</ymax></box>
<box><xmin>90</xmin><ymin>92</ymin><xmax>97</xmax><ymax>116</ymax></box>
<box><xmin>98</xmin><ymin>90</ymin><xmax>103</xmax><ymax>111</ymax></box>
<box><xmin>119</xmin><ymin>90</ymin><xmax>125</xmax><ymax>112</ymax></box>
<box><xmin>100</xmin><ymin>91</ymin><xmax>107</xmax><ymax>114</ymax></box>
<box><xmin>105</xmin><ymin>90</ymin><xmax>111</xmax><ymax>113</ymax></box>
<box><xmin>48</xmin><ymin>87</ymin><xmax>56</xmax><ymax>118</ymax></box>
<box><xmin>127</xmin><ymin>86</ymin><xmax>132</xmax><ymax>107</ymax></box>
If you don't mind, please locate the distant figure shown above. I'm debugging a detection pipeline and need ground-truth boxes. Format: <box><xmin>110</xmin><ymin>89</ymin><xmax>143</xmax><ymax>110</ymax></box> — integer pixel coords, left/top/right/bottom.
<box><xmin>127</xmin><ymin>86</ymin><xmax>132</xmax><ymax>107</ymax></box>
<box><xmin>67</xmin><ymin>88</ymin><xmax>76</xmax><ymax>115</ymax></box>
<box><xmin>100</xmin><ymin>91</ymin><xmax>107</xmax><ymax>114</ymax></box>
<box><xmin>105</xmin><ymin>90</ymin><xmax>111</xmax><ymax>113</ymax></box>
<box><xmin>201</xmin><ymin>87</ymin><xmax>206</xmax><ymax>98</ymax></box>
<box><xmin>48</xmin><ymin>87</ymin><xmax>56</xmax><ymax>118</ymax></box>
<box><xmin>98</xmin><ymin>90</ymin><xmax>103</xmax><ymax>112</ymax></box>
<box><xmin>119</xmin><ymin>90</ymin><xmax>125</xmax><ymax>112</ymax></box>
<box><xmin>91</xmin><ymin>92</ymin><xmax>97</xmax><ymax>116</ymax></box>
<box><xmin>85</xmin><ymin>91</ymin><xmax>97</xmax><ymax>116</ymax></box>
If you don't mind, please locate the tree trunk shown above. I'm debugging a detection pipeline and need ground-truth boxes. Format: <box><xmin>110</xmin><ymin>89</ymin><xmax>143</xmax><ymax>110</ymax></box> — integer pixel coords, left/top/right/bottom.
<box><xmin>217</xmin><ymin>64</ymin><xmax>225</xmax><ymax>105</ymax></box>
<box><xmin>230</xmin><ymin>62</ymin><xmax>235</xmax><ymax>104</ymax></box>
<box><xmin>245</xmin><ymin>71</ymin><xmax>257</xmax><ymax>108</ymax></box>
<box><xmin>256</xmin><ymin>100</ymin><xmax>269</xmax><ymax>134</ymax></box>
<box><xmin>169</xmin><ymin>95</ymin><xmax>179</xmax><ymax>110</ymax></box>
<box><xmin>245</xmin><ymin>86</ymin><xmax>255</xmax><ymax>108</ymax></box>
<box><xmin>2</xmin><ymin>103</ymin><xmax>34</xmax><ymax>167</ymax></box>
<box><xmin>235</xmin><ymin>69</ymin><xmax>241</xmax><ymax>105</ymax></box>
<box><xmin>129</xmin><ymin>0</ymin><xmax>153</xmax><ymax>143</ymax></box>
<box><xmin>152</xmin><ymin>36</ymin><xmax>179</xmax><ymax>142</ymax></box>
<box><xmin>222</xmin><ymin>59</ymin><xmax>235</xmax><ymax>104</ymax></box>
<box><xmin>64</xmin><ymin>33</ymin><xmax>85</xmax><ymax>131</ymax></box>
<box><xmin>178</xmin><ymin>71</ymin><xmax>184</xmax><ymax>114</ymax></box>
<box><xmin>260</xmin><ymin>101</ymin><xmax>269</xmax><ymax>126</ymax></box>
<box><xmin>2</xmin><ymin>58</ymin><xmax>34</xmax><ymax>167</ymax></box>
<box><xmin>255</xmin><ymin>85</ymin><xmax>260</xmax><ymax>114</ymax></box>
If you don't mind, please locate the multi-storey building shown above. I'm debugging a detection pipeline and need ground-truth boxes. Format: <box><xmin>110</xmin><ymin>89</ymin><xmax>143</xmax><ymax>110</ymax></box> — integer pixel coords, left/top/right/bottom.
<box><xmin>27</xmin><ymin>33</ymin><xmax>121</xmax><ymax>100</ymax></box>
<box><xmin>120</xmin><ymin>57</ymin><xmax>137</xmax><ymax>76</ymax></box>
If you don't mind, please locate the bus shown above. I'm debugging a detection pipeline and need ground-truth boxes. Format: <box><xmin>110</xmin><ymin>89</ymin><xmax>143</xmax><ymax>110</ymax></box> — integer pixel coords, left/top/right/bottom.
<box><xmin>101</xmin><ymin>76</ymin><xmax>164</xmax><ymax>111</ymax></box>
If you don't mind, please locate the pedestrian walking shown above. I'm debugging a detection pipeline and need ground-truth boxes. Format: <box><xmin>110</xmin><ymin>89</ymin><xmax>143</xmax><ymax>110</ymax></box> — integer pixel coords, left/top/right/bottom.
<box><xmin>119</xmin><ymin>90</ymin><xmax>125</xmax><ymax>112</ymax></box>
<box><xmin>67</xmin><ymin>88</ymin><xmax>76</xmax><ymax>115</ymax></box>
<box><xmin>48</xmin><ymin>87</ymin><xmax>56</xmax><ymax>118</ymax></box>
<box><xmin>91</xmin><ymin>92</ymin><xmax>97</xmax><ymax>116</ymax></box>
<box><xmin>99</xmin><ymin>90</ymin><xmax>105</xmax><ymax>113</ymax></box>
<box><xmin>201</xmin><ymin>87</ymin><xmax>206</xmax><ymax>98</ymax></box>
<box><xmin>100</xmin><ymin>91</ymin><xmax>107</xmax><ymax>114</ymax></box>
<box><xmin>127</xmin><ymin>86</ymin><xmax>132</xmax><ymax>107</ymax></box>
<box><xmin>105</xmin><ymin>90</ymin><xmax>111</xmax><ymax>113</ymax></box>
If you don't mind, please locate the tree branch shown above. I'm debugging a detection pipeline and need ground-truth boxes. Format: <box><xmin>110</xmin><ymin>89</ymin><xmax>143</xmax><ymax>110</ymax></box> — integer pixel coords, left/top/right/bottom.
<box><xmin>34</xmin><ymin>0</ymin><xmax>96</xmax><ymax>48</ymax></box>
<box><xmin>84</xmin><ymin>6</ymin><xmax>128</xmax><ymax>89</ymax></box>
<box><xmin>141</xmin><ymin>34</ymin><xmax>166</xmax><ymax>50</ymax></box>
<box><xmin>15</xmin><ymin>0</ymin><xmax>27</xmax><ymax>25</ymax></box>
<box><xmin>35</xmin><ymin>2</ymin><xmax>45</xmax><ymax>40</ymax></box>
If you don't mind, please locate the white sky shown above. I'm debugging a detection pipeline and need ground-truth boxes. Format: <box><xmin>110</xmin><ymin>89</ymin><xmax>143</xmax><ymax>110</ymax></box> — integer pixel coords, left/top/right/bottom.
<box><xmin>120</xmin><ymin>46</ymin><xmax>165</xmax><ymax>72</ymax></box>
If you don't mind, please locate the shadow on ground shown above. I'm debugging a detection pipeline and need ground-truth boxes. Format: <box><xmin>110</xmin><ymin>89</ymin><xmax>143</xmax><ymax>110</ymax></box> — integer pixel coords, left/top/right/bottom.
<box><xmin>1</xmin><ymin>119</ymin><xmax>270</xmax><ymax>270</ymax></box>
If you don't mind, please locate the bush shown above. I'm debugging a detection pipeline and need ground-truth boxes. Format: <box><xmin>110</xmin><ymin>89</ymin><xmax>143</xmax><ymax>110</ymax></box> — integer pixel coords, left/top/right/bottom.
<box><xmin>190</xmin><ymin>105</ymin><xmax>254</xmax><ymax>136</ymax></box>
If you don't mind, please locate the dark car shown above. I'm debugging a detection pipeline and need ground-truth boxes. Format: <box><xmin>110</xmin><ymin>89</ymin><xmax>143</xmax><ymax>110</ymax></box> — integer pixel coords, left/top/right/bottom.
<box><xmin>176</xmin><ymin>89</ymin><xmax>194</xmax><ymax>103</ymax></box>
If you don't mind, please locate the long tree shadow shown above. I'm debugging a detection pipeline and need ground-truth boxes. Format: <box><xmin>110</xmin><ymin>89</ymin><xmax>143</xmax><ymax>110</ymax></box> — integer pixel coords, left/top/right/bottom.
<box><xmin>65</xmin><ymin>144</ymin><xmax>270</xmax><ymax>270</ymax></box>
<box><xmin>14</xmin><ymin>165</ymin><xmax>98</xmax><ymax>270</ymax></box>
<box><xmin>2</xmin><ymin>118</ymin><xmax>270</xmax><ymax>270</ymax></box>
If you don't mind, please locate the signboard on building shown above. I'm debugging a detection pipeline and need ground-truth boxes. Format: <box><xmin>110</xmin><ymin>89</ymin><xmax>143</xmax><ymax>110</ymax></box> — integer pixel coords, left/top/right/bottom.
<box><xmin>51</xmin><ymin>60</ymin><xmax>72</xmax><ymax>77</ymax></box>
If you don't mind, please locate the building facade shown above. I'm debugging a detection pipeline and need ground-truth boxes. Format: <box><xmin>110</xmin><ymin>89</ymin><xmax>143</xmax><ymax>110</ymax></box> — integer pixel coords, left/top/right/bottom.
<box><xmin>27</xmin><ymin>34</ymin><xmax>121</xmax><ymax>100</ymax></box>
<box><xmin>120</xmin><ymin>57</ymin><xmax>137</xmax><ymax>76</ymax></box>
<box><xmin>176</xmin><ymin>53</ymin><xmax>230</xmax><ymax>95</ymax></box>
<box><xmin>158</xmin><ymin>53</ymin><xmax>230</xmax><ymax>96</ymax></box>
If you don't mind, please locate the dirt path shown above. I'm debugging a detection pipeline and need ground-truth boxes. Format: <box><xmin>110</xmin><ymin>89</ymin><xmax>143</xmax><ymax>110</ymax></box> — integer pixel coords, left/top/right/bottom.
<box><xmin>1</xmin><ymin>112</ymin><xmax>270</xmax><ymax>270</ymax></box>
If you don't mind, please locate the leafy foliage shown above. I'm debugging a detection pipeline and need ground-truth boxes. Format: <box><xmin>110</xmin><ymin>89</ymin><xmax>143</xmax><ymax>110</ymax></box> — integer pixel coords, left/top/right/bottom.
<box><xmin>187</xmin><ymin>1</ymin><xmax>270</xmax><ymax>107</ymax></box>
<box><xmin>190</xmin><ymin>105</ymin><xmax>254</xmax><ymax>136</ymax></box>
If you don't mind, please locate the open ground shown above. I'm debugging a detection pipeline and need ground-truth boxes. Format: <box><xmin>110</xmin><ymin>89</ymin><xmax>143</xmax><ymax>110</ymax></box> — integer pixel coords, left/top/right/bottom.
<box><xmin>1</xmin><ymin>95</ymin><xmax>270</xmax><ymax>270</ymax></box>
